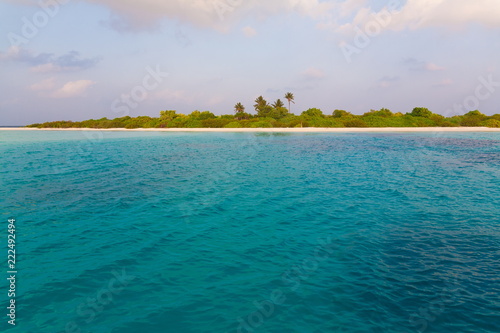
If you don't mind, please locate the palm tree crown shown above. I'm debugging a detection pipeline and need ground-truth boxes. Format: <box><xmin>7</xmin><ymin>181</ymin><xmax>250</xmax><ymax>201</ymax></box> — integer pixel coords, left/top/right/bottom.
<box><xmin>254</xmin><ymin>96</ymin><xmax>268</xmax><ymax>112</ymax></box>
<box><xmin>284</xmin><ymin>92</ymin><xmax>295</xmax><ymax>113</ymax></box>
<box><xmin>272</xmin><ymin>99</ymin><xmax>285</xmax><ymax>108</ymax></box>
<box><xmin>234</xmin><ymin>102</ymin><xmax>245</xmax><ymax>114</ymax></box>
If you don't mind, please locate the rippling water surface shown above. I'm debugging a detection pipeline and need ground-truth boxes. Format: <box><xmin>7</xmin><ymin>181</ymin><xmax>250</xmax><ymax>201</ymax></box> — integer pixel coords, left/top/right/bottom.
<box><xmin>1</xmin><ymin>130</ymin><xmax>499</xmax><ymax>333</ymax></box>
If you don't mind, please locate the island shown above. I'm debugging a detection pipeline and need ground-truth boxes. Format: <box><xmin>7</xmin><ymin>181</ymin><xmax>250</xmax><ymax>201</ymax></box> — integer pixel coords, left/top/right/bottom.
<box><xmin>26</xmin><ymin>94</ymin><xmax>500</xmax><ymax>129</ymax></box>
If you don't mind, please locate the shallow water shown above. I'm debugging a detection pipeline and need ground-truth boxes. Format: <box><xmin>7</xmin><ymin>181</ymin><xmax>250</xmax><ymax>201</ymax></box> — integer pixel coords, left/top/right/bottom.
<box><xmin>1</xmin><ymin>130</ymin><xmax>499</xmax><ymax>333</ymax></box>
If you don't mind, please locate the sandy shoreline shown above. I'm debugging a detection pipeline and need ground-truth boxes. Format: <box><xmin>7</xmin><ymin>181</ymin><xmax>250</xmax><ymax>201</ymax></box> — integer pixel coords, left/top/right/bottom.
<box><xmin>1</xmin><ymin>127</ymin><xmax>499</xmax><ymax>133</ymax></box>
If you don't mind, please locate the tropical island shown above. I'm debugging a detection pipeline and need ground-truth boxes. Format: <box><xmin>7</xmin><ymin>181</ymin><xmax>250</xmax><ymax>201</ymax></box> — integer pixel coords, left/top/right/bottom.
<box><xmin>27</xmin><ymin>93</ymin><xmax>500</xmax><ymax>129</ymax></box>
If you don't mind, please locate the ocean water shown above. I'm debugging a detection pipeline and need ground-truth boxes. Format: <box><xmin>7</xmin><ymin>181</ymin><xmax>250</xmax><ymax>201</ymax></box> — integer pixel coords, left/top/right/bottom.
<box><xmin>0</xmin><ymin>130</ymin><xmax>499</xmax><ymax>333</ymax></box>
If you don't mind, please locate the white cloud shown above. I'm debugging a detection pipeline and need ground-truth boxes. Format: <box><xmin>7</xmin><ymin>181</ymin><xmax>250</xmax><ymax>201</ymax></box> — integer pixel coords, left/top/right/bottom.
<box><xmin>1</xmin><ymin>0</ymin><xmax>34</xmax><ymax>4</ymax></box>
<box><xmin>0</xmin><ymin>46</ymin><xmax>22</xmax><ymax>60</ymax></box>
<box><xmin>404</xmin><ymin>58</ymin><xmax>446</xmax><ymax>72</ymax></box>
<box><xmin>425</xmin><ymin>63</ymin><xmax>445</xmax><ymax>71</ymax></box>
<box><xmin>7</xmin><ymin>0</ymin><xmax>500</xmax><ymax>33</ymax></box>
<box><xmin>29</xmin><ymin>78</ymin><xmax>56</xmax><ymax>91</ymax></box>
<box><xmin>302</xmin><ymin>67</ymin><xmax>326</xmax><ymax>79</ymax></box>
<box><xmin>242</xmin><ymin>26</ymin><xmax>257</xmax><ymax>37</ymax></box>
<box><xmin>84</xmin><ymin>0</ymin><xmax>334</xmax><ymax>31</ymax></box>
<box><xmin>0</xmin><ymin>46</ymin><xmax>100</xmax><ymax>72</ymax></box>
<box><xmin>336</xmin><ymin>0</ymin><xmax>368</xmax><ymax>17</ymax></box>
<box><xmin>30</xmin><ymin>63</ymin><xmax>61</xmax><ymax>73</ymax></box>
<box><xmin>51</xmin><ymin>80</ymin><xmax>96</xmax><ymax>99</ymax></box>
<box><xmin>393</xmin><ymin>0</ymin><xmax>500</xmax><ymax>30</ymax></box>
<box><xmin>332</xmin><ymin>0</ymin><xmax>500</xmax><ymax>36</ymax></box>
<box><xmin>150</xmin><ymin>88</ymin><xmax>224</xmax><ymax>107</ymax></box>
<box><xmin>150</xmin><ymin>88</ymin><xmax>190</xmax><ymax>103</ymax></box>
<box><xmin>434</xmin><ymin>78</ymin><xmax>454</xmax><ymax>86</ymax></box>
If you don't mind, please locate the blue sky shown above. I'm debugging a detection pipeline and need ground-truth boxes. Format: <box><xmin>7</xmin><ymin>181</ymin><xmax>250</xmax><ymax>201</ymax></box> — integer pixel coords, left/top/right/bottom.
<box><xmin>1</xmin><ymin>0</ymin><xmax>499</xmax><ymax>125</ymax></box>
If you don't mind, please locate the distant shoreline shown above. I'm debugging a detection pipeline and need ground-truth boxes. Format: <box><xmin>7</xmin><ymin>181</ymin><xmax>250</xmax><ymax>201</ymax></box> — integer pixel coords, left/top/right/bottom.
<box><xmin>1</xmin><ymin>127</ymin><xmax>500</xmax><ymax>132</ymax></box>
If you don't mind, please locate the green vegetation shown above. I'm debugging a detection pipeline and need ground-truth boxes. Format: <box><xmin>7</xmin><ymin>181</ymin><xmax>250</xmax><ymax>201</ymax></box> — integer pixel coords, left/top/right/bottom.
<box><xmin>27</xmin><ymin>93</ymin><xmax>500</xmax><ymax>129</ymax></box>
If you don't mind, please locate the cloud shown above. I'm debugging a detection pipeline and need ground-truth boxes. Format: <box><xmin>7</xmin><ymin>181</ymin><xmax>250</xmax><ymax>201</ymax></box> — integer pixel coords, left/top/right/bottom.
<box><xmin>1</xmin><ymin>0</ymin><xmax>34</xmax><ymax>4</ymax></box>
<box><xmin>7</xmin><ymin>0</ymin><xmax>500</xmax><ymax>34</ymax></box>
<box><xmin>404</xmin><ymin>58</ymin><xmax>446</xmax><ymax>72</ymax></box>
<box><xmin>150</xmin><ymin>88</ymin><xmax>190</xmax><ymax>103</ymax></box>
<box><xmin>0</xmin><ymin>46</ymin><xmax>100</xmax><ymax>72</ymax></box>
<box><xmin>331</xmin><ymin>0</ymin><xmax>500</xmax><ymax>35</ymax></box>
<box><xmin>302</xmin><ymin>67</ymin><xmax>326</xmax><ymax>79</ymax></box>
<box><xmin>51</xmin><ymin>80</ymin><xmax>96</xmax><ymax>98</ymax></box>
<box><xmin>391</xmin><ymin>0</ymin><xmax>500</xmax><ymax>30</ymax></box>
<box><xmin>242</xmin><ymin>26</ymin><xmax>257</xmax><ymax>37</ymax></box>
<box><xmin>0</xmin><ymin>46</ymin><xmax>48</xmax><ymax>63</ymax></box>
<box><xmin>0</xmin><ymin>46</ymin><xmax>23</xmax><ymax>60</ymax></box>
<box><xmin>433</xmin><ymin>78</ymin><xmax>454</xmax><ymax>87</ymax></box>
<box><xmin>425</xmin><ymin>63</ymin><xmax>445</xmax><ymax>71</ymax></box>
<box><xmin>378</xmin><ymin>75</ymin><xmax>399</xmax><ymax>88</ymax></box>
<box><xmin>84</xmin><ymin>0</ymin><xmax>335</xmax><ymax>32</ymax></box>
<box><xmin>265</xmin><ymin>88</ymin><xmax>282</xmax><ymax>94</ymax></box>
<box><xmin>29</xmin><ymin>78</ymin><xmax>56</xmax><ymax>91</ymax></box>
<box><xmin>336</xmin><ymin>0</ymin><xmax>369</xmax><ymax>17</ymax></box>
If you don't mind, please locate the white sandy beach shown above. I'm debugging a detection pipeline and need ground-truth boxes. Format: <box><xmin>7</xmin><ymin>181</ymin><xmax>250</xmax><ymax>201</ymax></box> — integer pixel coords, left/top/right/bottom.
<box><xmin>1</xmin><ymin>127</ymin><xmax>500</xmax><ymax>132</ymax></box>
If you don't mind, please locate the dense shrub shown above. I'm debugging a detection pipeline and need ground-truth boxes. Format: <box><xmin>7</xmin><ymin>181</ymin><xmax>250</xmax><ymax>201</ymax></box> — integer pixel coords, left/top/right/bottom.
<box><xmin>481</xmin><ymin>119</ymin><xmax>500</xmax><ymax>128</ymax></box>
<box><xmin>344</xmin><ymin>119</ymin><xmax>368</xmax><ymax>128</ymax></box>
<box><xmin>224</xmin><ymin>121</ymin><xmax>242</xmax><ymax>128</ymax></box>
<box><xmin>27</xmin><ymin>108</ymin><xmax>500</xmax><ymax>129</ymax></box>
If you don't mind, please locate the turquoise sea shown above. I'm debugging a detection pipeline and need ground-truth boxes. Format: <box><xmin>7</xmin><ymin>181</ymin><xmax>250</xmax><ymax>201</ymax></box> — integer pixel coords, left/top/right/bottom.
<box><xmin>1</xmin><ymin>130</ymin><xmax>499</xmax><ymax>333</ymax></box>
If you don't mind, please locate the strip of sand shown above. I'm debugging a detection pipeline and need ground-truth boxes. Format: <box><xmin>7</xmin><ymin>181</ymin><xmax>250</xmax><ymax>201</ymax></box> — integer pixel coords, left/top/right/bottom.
<box><xmin>1</xmin><ymin>127</ymin><xmax>499</xmax><ymax>132</ymax></box>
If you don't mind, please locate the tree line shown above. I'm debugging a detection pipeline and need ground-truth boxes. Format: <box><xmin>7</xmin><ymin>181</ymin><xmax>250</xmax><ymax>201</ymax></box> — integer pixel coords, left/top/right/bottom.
<box><xmin>27</xmin><ymin>92</ymin><xmax>500</xmax><ymax>128</ymax></box>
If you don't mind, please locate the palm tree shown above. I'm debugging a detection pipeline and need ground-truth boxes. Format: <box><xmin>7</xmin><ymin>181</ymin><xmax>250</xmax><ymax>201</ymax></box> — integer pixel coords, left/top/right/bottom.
<box><xmin>254</xmin><ymin>96</ymin><xmax>268</xmax><ymax>112</ymax></box>
<box><xmin>234</xmin><ymin>102</ymin><xmax>245</xmax><ymax>114</ymax></box>
<box><xmin>234</xmin><ymin>102</ymin><xmax>245</xmax><ymax>120</ymax></box>
<box><xmin>284</xmin><ymin>92</ymin><xmax>295</xmax><ymax>113</ymax></box>
<box><xmin>272</xmin><ymin>99</ymin><xmax>285</xmax><ymax>108</ymax></box>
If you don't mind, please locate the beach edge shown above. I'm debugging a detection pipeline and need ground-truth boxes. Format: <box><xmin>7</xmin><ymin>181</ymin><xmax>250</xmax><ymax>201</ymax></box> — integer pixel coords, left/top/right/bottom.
<box><xmin>1</xmin><ymin>127</ymin><xmax>500</xmax><ymax>132</ymax></box>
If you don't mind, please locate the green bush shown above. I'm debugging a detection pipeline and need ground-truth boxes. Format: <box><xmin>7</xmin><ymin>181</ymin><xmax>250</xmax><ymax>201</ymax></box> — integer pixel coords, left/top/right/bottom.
<box><xmin>301</xmin><ymin>108</ymin><xmax>324</xmax><ymax>118</ymax></box>
<box><xmin>363</xmin><ymin>108</ymin><xmax>393</xmax><ymax>117</ymax></box>
<box><xmin>409</xmin><ymin>107</ymin><xmax>433</xmax><ymax>118</ymax></box>
<box><xmin>224</xmin><ymin>121</ymin><xmax>242</xmax><ymax>128</ymax></box>
<box><xmin>409</xmin><ymin>116</ymin><xmax>437</xmax><ymax>127</ymax></box>
<box><xmin>344</xmin><ymin>119</ymin><xmax>368</xmax><ymax>127</ymax></box>
<box><xmin>251</xmin><ymin>121</ymin><xmax>273</xmax><ymax>128</ymax></box>
<box><xmin>185</xmin><ymin>119</ymin><xmax>203</xmax><ymax>128</ymax></box>
<box><xmin>362</xmin><ymin>116</ymin><xmax>391</xmax><ymax>127</ymax></box>
<box><xmin>201</xmin><ymin>118</ymin><xmax>232</xmax><ymax>128</ymax></box>
<box><xmin>481</xmin><ymin>119</ymin><xmax>500</xmax><ymax>128</ymax></box>
<box><xmin>26</xmin><ymin>105</ymin><xmax>500</xmax><ymax>129</ymax></box>
<box><xmin>440</xmin><ymin>121</ymin><xmax>459</xmax><ymax>127</ymax></box>
<box><xmin>460</xmin><ymin>117</ymin><xmax>483</xmax><ymax>127</ymax></box>
<box><xmin>332</xmin><ymin>110</ymin><xmax>352</xmax><ymax>118</ymax></box>
<box><xmin>459</xmin><ymin>111</ymin><xmax>488</xmax><ymax>126</ymax></box>
<box><xmin>490</xmin><ymin>114</ymin><xmax>500</xmax><ymax>121</ymax></box>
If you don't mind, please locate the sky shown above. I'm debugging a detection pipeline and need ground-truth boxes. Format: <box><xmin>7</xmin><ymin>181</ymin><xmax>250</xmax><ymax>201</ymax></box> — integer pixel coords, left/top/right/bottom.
<box><xmin>1</xmin><ymin>0</ymin><xmax>500</xmax><ymax>125</ymax></box>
